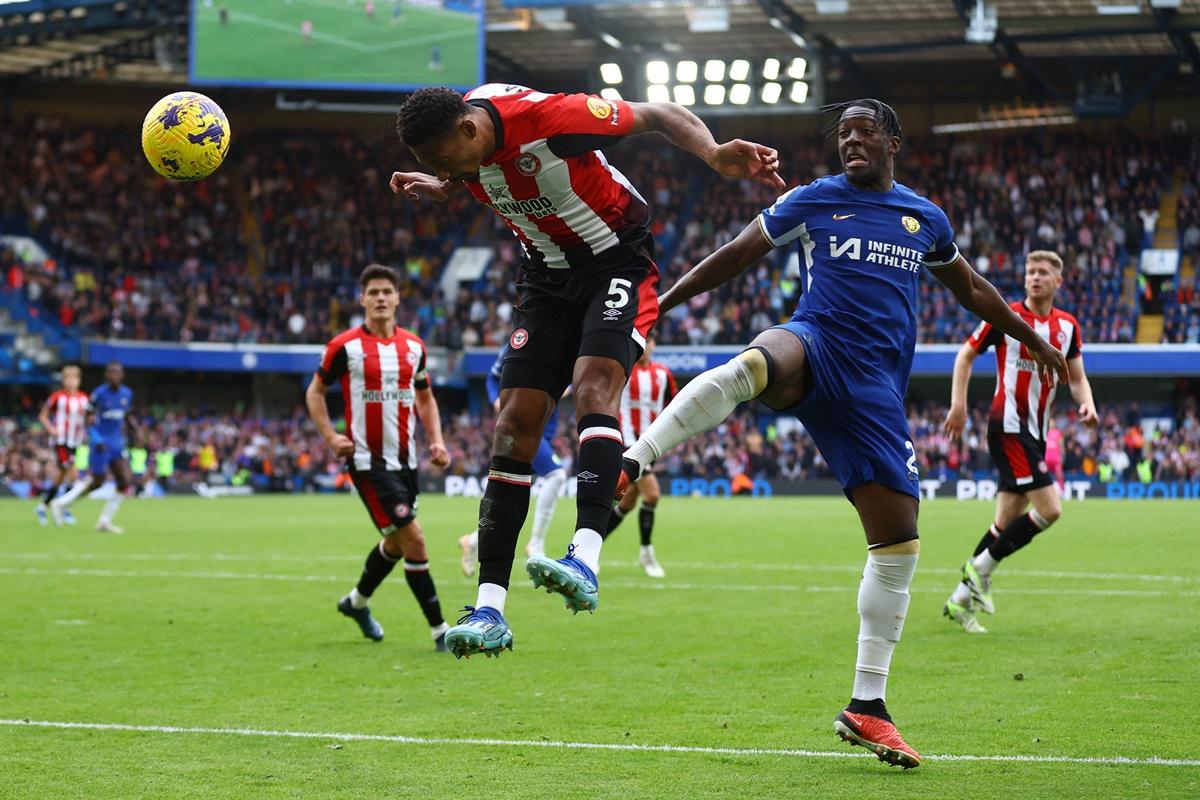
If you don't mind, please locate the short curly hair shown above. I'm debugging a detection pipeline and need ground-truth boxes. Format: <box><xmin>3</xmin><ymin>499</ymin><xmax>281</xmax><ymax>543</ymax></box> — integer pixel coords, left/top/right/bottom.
<box><xmin>396</xmin><ymin>87</ymin><xmax>469</xmax><ymax>148</ymax></box>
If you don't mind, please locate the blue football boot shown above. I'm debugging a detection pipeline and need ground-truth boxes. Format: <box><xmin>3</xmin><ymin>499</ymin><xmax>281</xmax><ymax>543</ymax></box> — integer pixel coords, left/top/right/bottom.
<box><xmin>525</xmin><ymin>545</ymin><xmax>599</xmax><ymax>614</ymax></box>
<box><xmin>444</xmin><ymin>606</ymin><xmax>513</xmax><ymax>659</ymax></box>
<box><xmin>336</xmin><ymin>596</ymin><xmax>384</xmax><ymax>642</ymax></box>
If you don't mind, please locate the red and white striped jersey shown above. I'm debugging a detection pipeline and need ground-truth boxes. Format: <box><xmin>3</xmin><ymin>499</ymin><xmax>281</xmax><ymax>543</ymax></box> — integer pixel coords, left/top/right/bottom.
<box><xmin>318</xmin><ymin>326</ymin><xmax>430</xmax><ymax>472</ymax></box>
<box><xmin>44</xmin><ymin>389</ymin><xmax>89</xmax><ymax>447</ymax></box>
<box><xmin>968</xmin><ymin>300</ymin><xmax>1082</xmax><ymax>441</ymax></box>
<box><xmin>463</xmin><ymin>83</ymin><xmax>649</xmax><ymax>273</ymax></box>
<box><xmin>620</xmin><ymin>361</ymin><xmax>678</xmax><ymax>446</ymax></box>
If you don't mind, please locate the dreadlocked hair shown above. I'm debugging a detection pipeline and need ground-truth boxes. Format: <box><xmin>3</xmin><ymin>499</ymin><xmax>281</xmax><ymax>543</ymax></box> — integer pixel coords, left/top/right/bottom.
<box><xmin>396</xmin><ymin>87</ymin><xmax>469</xmax><ymax>147</ymax></box>
<box><xmin>819</xmin><ymin>99</ymin><xmax>903</xmax><ymax>141</ymax></box>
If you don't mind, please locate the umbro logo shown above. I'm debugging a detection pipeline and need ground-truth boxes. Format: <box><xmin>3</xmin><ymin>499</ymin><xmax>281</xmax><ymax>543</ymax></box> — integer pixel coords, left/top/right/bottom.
<box><xmin>832</xmin><ymin>213</ymin><xmax>856</xmax><ymax>221</ymax></box>
<box><xmin>602</xmin><ymin>308</ymin><xmax>622</xmax><ymax>320</ymax></box>
<box><xmin>577</xmin><ymin>470</ymin><xmax>599</xmax><ymax>484</ymax></box>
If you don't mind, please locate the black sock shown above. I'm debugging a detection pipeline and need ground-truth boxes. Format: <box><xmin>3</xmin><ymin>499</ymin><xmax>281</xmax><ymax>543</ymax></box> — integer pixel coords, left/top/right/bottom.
<box><xmin>604</xmin><ymin>505</ymin><xmax>627</xmax><ymax>539</ymax></box>
<box><xmin>972</xmin><ymin>524</ymin><xmax>1000</xmax><ymax>557</ymax></box>
<box><xmin>575</xmin><ymin>414</ymin><xmax>623</xmax><ymax>535</ymax></box>
<box><xmin>987</xmin><ymin>513</ymin><xmax>1046</xmax><ymax>562</ymax></box>
<box><xmin>355</xmin><ymin>541</ymin><xmax>398</xmax><ymax>599</ymax></box>
<box><xmin>477</xmin><ymin>456</ymin><xmax>532</xmax><ymax>589</ymax></box>
<box><xmin>41</xmin><ymin>485</ymin><xmax>58</xmax><ymax>505</ymax></box>
<box><xmin>403</xmin><ymin>561</ymin><xmax>444</xmax><ymax>628</ymax></box>
<box><xmin>846</xmin><ymin>697</ymin><xmax>892</xmax><ymax>722</ymax></box>
<box><xmin>638</xmin><ymin>503</ymin><xmax>656</xmax><ymax>547</ymax></box>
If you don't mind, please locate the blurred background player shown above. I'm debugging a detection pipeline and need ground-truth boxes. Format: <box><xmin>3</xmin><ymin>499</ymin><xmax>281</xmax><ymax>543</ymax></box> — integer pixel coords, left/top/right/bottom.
<box><xmin>942</xmin><ymin>250</ymin><xmax>1098</xmax><ymax>633</ymax></box>
<box><xmin>458</xmin><ymin>342</ymin><xmax>568</xmax><ymax>574</ymax></box>
<box><xmin>391</xmin><ymin>83</ymin><xmax>782</xmax><ymax>659</ymax></box>
<box><xmin>50</xmin><ymin>362</ymin><xmax>141</xmax><ymax>533</ymax></box>
<box><xmin>306</xmin><ymin>265</ymin><xmax>452</xmax><ymax>650</ymax></box>
<box><xmin>34</xmin><ymin>364</ymin><xmax>87</xmax><ymax>527</ymax></box>
<box><xmin>614</xmin><ymin>100</ymin><xmax>1069</xmax><ymax>768</ymax></box>
<box><xmin>606</xmin><ymin>336</ymin><xmax>677</xmax><ymax>577</ymax></box>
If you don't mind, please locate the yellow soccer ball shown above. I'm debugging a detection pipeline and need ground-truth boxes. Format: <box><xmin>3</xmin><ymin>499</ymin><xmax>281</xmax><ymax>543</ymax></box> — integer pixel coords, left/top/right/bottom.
<box><xmin>141</xmin><ymin>91</ymin><xmax>231</xmax><ymax>181</ymax></box>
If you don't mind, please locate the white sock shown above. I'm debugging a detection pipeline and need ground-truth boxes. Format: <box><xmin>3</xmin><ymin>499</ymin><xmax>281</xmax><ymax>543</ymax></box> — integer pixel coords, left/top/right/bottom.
<box><xmin>625</xmin><ymin>355</ymin><xmax>763</xmax><ymax>473</ymax></box>
<box><xmin>430</xmin><ymin>622</ymin><xmax>449</xmax><ymax>639</ymax></box>
<box><xmin>950</xmin><ymin>581</ymin><xmax>972</xmax><ymax>606</ymax></box>
<box><xmin>568</xmin><ymin>528</ymin><xmax>603</xmax><ymax>573</ymax></box>
<box><xmin>98</xmin><ymin>493</ymin><xmax>124</xmax><ymax>525</ymax></box>
<box><xmin>56</xmin><ymin>480</ymin><xmax>91</xmax><ymax>507</ymax></box>
<box><xmin>853</xmin><ymin>552</ymin><xmax>919</xmax><ymax>701</ymax></box>
<box><xmin>973</xmin><ymin>549</ymin><xmax>1000</xmax><ymax>577</ymax></box>
<box><xmin>348</xmin><ymin>587</ymin><xmax>370</xmax><ymax>609</ymax></box>
<box><xmin>476</xmin><ymin>582</ymin><xmax>507</xmax><ymax>614</ymax></box>
<box><xmin>530</xmin><ymin>468</ymin><xmax>565</xmax><ymax>551</ymax></box>
<box><xmin>640</xmin><ymin>544</ymin><xmax>655</xmax><ymax>559</ymax></box>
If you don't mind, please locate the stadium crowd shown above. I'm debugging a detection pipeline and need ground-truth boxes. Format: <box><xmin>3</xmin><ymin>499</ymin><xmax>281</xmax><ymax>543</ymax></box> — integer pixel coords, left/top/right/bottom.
<box><xmin>6</xmin><ymin>117</ymin><xmax>1195</xmax><ymax>349</ymax></box>
<box><xmin>4</xmin><ymin>396</ymin><xmax>1198</xmax><ymax>498</ymax></box>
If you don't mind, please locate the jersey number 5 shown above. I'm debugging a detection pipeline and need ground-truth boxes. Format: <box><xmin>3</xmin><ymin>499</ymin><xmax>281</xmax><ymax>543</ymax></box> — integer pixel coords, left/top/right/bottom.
<box><xmin>605</xmin><ymin>278</ymin><xmax>633</xmax><ymax>309</ymax></box>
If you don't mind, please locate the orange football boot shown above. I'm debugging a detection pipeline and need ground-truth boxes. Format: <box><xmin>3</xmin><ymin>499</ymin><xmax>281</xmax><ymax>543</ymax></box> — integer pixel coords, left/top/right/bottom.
<box><xmin>834</xmin><ymin>710</ymin><xmax>922</xmax><ymax>769</ymax></box>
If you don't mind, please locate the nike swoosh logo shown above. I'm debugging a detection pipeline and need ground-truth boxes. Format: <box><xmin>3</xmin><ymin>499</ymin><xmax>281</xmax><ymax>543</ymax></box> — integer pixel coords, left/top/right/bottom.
<box><xmin>832</xmin><ymin>213</ymin><xmax>856</xmax><ymax>220</ymax></box>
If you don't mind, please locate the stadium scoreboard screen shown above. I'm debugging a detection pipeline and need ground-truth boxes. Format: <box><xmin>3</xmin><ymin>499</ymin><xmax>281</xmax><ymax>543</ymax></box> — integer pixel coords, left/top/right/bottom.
<box><xmin>190</xmin><ymin>0</ymin><xmax>484</xmax><ymax>92</ymax></box>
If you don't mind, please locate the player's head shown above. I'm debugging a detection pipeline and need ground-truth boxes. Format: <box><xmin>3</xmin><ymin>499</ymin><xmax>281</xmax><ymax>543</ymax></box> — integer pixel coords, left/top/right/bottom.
<box><xmin>61</xmin><ymin>364</ymin><xmax>82</xmax><ymax>392</ymax></box>
<box><xmin>1025</xmin><ymin>250</ymin><xmax>1064</xmax><ymax>303</ymax></box>
<box><xmin>820</xmin><ymin>99</ymin><xmax>902</xmax><ymax>189</ymax></box>
<box><xmin>105</xmin><ymin>362</ymin><xmax>124</xmax><ymax>387</ymax></box>
<box><xmin>396</xmin><ymin>87</ymin><xmax>489</xmax><ymax>183</ymax></box>
<box><xmin>359</xmin><ymin>264</ymin><xmax>401</xmax><ymax>323</ymax></box>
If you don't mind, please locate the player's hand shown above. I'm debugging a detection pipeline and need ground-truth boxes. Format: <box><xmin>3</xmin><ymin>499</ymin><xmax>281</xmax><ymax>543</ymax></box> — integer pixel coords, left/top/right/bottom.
<box><xmin>1078</xmin><ymin>403</ymin><xmax>1099</xmax><ymax>428</ymax></box>
<box><xmin>1028</xmin><ymin>338</ymin><xmax>1069</xmax><ymax>386</ymax></box>
<box><xmin>943</xmin><ymin>404</ymin><xmax>967</xmax><ymax>440</ymax></box>
<box><xmin>326</xmin><ymin>433</ymin><xmax>355</xmax><ymax>459</ymax></box>
<box><xmin>389</xmin><ymin>171</ymin><xmax>455</xmax><ymax>202</ymax></box>
<box><xmin>708</xmin><ymin>140</ymin><xmax>785</xmax><ymax>189</ymax></box>
<box><xmin>428</xmin><ymin>443</ymin><xmax>450</xmax><ymax>469</ymax></box>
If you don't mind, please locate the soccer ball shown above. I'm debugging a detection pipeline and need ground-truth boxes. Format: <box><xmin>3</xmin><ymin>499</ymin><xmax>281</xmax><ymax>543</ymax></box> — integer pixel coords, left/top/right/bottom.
<box><xmin>140</xmin><ymin>91</ymin><xmax>231</xmax><ymax>181</ymax></box>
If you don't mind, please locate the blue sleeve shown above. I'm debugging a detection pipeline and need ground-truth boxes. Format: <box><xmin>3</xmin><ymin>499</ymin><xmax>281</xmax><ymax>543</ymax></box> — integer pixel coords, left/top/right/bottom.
<box><xmin>486</xmin><ymin>369</ymin><xmax>502</xmax><ymax>405</ymax></box>
<box><xmin>923</xmin><ymin>202</ymin><xmax>959</xmax><ymax>269</ymax></box>
<box><xmin>756</xmin><ymin>183</ymin><xmax>817</xmax><ymax>248</ymax></box>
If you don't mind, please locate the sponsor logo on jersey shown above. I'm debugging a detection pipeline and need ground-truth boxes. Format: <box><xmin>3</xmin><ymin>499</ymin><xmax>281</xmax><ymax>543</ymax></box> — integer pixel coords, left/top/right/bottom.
<box><xmin>1015</xmin><ymin>358</ymin><xmax>1038</xmax><ymax>372</ymax></box>
<box><xmin>491</xmin><ymin>194</ymin><xmax>558</xmax><ymax>219</ymax></box>
<box><xmin>603</xmin><ymin>307</ymin><xmax>622</xmax><ymax>320</ymax></box>
<box><xmin>510</xmin><ymin>328</ymin><xmax>529</xmax><ymax>349</ymax></box>
<box><xmin>361</xmin><ymin>388</ymin><xmax>415</xmax><ymax>404</ymax></box>
<box><xmin>832</xmin><ymin>213</ymin><xmax>856</xmax><ymax>221</ymax></box>
<box><xmin>487</xmin><ymin>183</ymin><xmax>511</xmax><ymax>201</ymax></box>
<box><xmin>516</xmin><ymin>153</ymin><xmax>542</xmax><ymax>176</ymax></box>
<box><xmin>587</xmin><ymin>96</ymin><xmax>611</xmax><ymax>120</ymax></box>
<box><xmin>901</xmin><ymin>215</ymin><xmax>921</xmax><ymax>234</ymax></box>
<box><xmin>829</xmin><ymin>236</ymin><xmax>925</xmax><ymax>274</ymax></box>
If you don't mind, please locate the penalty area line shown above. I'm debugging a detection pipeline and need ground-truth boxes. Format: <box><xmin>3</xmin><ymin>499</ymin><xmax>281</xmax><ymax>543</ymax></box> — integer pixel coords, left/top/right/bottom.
<box><xmin>1</xmin><ymin>719</ymin><xmax>1198</xmax><ymax>768</ymax></box>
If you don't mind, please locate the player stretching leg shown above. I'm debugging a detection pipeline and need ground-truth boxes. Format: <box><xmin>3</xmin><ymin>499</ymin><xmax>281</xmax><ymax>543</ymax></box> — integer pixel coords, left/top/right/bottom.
<box><xmin>605</xmin><ymin>336</ymin><xmax>677</xmax><ymax>577</ymax></box>
<box><xmin>459</xmin><ymin>343</ymin><xmax>568</xmax><ymax>574</ymax></box>
<box><xmin>615</xmin><ymin>101</ymin><xmax>1068</xmax><ymax>767</ymax></box>
<box><xmin>391</xmin><ymin>84</ymin><xmax>782</xmax><ymax>658</ymax></box>
<box><xmin>35</xmin><ymin>365</ymin><xmax>88</xmax><ymax>527</ymax></box>
<box><xmin>51</xmin><ymin>362</ymin><xmax>142</xmax><ymax>533</ymax></box>
<box><xmin>941</xmin><ymin>250</ymin><xmax>1098</xmax><ymax>633</ymax></box>
<box><xmin>306</xmin><ymin>266</ymin><xmax>453</xmax><ymax>650</ymax></box>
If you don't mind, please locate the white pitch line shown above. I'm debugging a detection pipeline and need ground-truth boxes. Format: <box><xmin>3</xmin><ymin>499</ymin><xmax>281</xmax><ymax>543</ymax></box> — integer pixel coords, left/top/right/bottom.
<box><xmin>1</xmin><ymin>719</ymin><xmax>1197</xmax><ymax>768</ymax></box>
<box><xmin>1</xmin><ymin>552</ymin><xmax>1194</xmax><ymax>584</ymax></box>
<box><xmin>0</xmin><ymin>567</ymin><xmax>1196</xmax><ymax>599</ymax></box>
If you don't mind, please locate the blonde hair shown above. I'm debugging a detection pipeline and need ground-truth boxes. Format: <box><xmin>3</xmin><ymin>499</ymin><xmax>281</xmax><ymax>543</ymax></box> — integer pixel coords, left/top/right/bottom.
<box><xmin>1027</xmin><ymin>250</ymin><xmax>1063</xmax><ymax>272</ymax></box>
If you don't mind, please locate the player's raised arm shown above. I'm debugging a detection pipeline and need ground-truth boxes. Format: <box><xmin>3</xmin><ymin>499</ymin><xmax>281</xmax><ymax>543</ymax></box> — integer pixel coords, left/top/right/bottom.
<box><xmin>388</xmin><ymin>170</ymin><xmax>465</xmax><ymax>202</ymax></box>
<box><xmin>932</xmin><ymin>256</ymin><xmax>1068</xmax><ymax>386</ymax></box>
<box><xmin>628</xmin><ymin>102</ymin><xmax>784</xmax><ymax>188</ymax></box>
<box><xmin>659</xmin><ymin>220</ymin><xmax>774</xmax><ymax>315</ymax></box>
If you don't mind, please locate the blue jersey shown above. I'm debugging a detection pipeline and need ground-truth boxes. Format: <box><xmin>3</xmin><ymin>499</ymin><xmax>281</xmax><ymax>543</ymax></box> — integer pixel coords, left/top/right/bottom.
<box><xmin>758</xmin><ymin>173</ymin><xmax>958</xmax><ymax>394</ymax></box>
<box><xmin>89</xmin><ymin>383</ymin><xmax>134</xmax><ymax>442</ymax></box>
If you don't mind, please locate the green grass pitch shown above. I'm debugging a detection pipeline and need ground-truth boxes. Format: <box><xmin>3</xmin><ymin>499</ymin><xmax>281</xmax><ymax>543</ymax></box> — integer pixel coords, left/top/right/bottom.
<box><xmin>192</xmin><ymin>0</ymin><xmax>480</xmax><ymax>88</ymax></box>
<box><xmin>2</xmin><ymin>495</ymin><xmax>1198</xmax><ymax>798</ymax></box>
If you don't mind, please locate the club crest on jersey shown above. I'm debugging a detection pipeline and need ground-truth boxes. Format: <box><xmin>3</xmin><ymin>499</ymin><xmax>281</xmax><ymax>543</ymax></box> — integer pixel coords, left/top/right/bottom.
<box><xmin>516</xmin><ymin>153</ymin><xmax>542</xmax><ymax>176</ymax></box>
<box><xmin>510</xmin><ymin>328</ymin><xmax>529</xmax><ymax>349</ymax></box>
<box><xmin>1055</xmin><ymin>330</ymin><xmax>1068</xmax><ymax>347</ymax></box>
<box><xmin>587</xmin><ymin>96</ymin><xmax>612</xmax><ymax>120</ymax></box>
<box><xmin>406</xmin><ymin>350</ymin><xmax>421</xmax><ymax>366</ymax></box>
<box><xmin>901</xmin><ymin>216</ymin><xmax>921</xmax><ymax>234</ymax></box>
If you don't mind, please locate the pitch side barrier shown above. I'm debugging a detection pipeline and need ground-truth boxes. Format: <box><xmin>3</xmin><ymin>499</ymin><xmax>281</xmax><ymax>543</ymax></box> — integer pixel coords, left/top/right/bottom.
<box><xmin>82</xmin><ymin>341</ymin><xmax>1200</xmax><ymax>378</ymax></box>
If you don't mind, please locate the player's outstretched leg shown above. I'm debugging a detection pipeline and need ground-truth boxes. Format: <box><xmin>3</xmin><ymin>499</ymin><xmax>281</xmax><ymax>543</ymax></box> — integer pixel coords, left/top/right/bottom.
<box><xmin>50</xmin><ymin>477</ymin><xmax>95</xmax><ymax>527</ymax></box>
<box><xmin>618</xmin><ymin>350</ymin><xmax>770</xmax><ymax>496</ymax></box>
<box><xmin>526</xmin><ymin>466</ymin><xmax>565</xmax><ymax>560</ymax></box>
